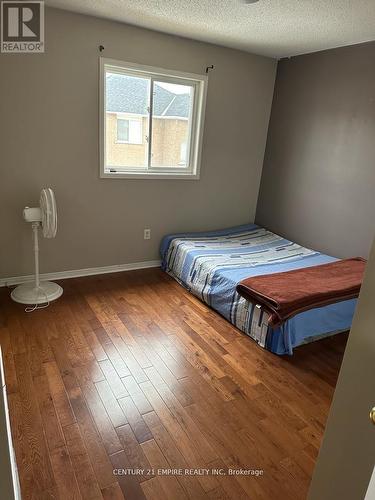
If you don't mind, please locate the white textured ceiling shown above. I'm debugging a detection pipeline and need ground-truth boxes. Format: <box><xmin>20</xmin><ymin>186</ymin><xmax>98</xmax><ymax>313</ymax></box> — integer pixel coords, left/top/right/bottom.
<box><xmin>45</xmin><ymin>0</ymin><xmax>375</xmax><ymax>58</ymax></box>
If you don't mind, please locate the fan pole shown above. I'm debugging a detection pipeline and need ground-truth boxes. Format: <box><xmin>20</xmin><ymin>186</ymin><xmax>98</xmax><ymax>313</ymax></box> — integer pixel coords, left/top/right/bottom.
<box><xmin>32</xmin><ymin>222</ymin><xmax>40</xmax><ymax>289</ymax></box>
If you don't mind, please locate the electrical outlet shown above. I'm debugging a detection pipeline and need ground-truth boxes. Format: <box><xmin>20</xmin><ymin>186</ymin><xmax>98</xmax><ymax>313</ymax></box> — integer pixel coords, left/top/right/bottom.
<box><xmin>144</xmin><ymin>228</ymin><xmax>151</xmax><ymax>240</ymax></box>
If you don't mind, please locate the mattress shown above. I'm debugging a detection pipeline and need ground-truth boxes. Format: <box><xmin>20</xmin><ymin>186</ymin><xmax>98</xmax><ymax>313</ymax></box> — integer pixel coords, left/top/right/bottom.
<box><xmin>160</xmin><ymin>224</ymin><xmax>356</xmax><ymax>355</ymax></box>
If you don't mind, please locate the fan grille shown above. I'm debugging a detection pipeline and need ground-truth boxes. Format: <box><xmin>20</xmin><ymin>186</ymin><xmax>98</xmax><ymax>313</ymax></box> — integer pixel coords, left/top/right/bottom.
<box><xmin>40</xmin><ymin>188</ymin><xmax>57</xmax><ymax>238</ymax></box>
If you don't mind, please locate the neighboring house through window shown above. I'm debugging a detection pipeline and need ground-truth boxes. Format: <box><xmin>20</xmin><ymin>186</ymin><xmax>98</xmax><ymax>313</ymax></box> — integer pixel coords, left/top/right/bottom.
<box><xmin>117</xmin><ymin>118</ymin><xmax>129</xmax><ymax>142</ymax></box>
<box><xmin>100</xmin><ymin>58</ymin><xmax>208</xmax><ymax>179</ymax></box>
<box><xmin>180</xmin><ymin>142</ymin><xmax>187</xmax><ymax>165</ymax></box>
<box><xmin>116</xmin><ymin>117</ymin><xmax>142</xmax><ymax>144</ymax></box>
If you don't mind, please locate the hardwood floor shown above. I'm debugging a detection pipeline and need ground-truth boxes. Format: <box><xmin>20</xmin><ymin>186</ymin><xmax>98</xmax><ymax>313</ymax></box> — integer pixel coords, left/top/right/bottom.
<box><xmin>0</xmin><ymin>268</ymin><xmax>347</xmax><ymax>500</ymax></box>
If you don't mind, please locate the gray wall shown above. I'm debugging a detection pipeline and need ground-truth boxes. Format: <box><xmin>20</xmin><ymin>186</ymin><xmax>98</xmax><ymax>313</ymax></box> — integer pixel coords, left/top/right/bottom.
<box><xmin>256</xmin><ymin>42</ymin><xmax>375</xmax><ymax>258</ymax></box>
<box><xmin>0</xmin><ymin>8</ymin><xmax>276</xmax><ymax>278</ymax></box>
<box><xmin>308</xmin><ymin>235</ymin><xmax>375</xmax><ymax>500</ymax></box>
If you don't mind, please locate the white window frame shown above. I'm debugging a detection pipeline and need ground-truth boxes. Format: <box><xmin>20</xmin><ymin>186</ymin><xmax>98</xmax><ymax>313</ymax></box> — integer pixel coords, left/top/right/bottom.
<box><xmin>99</xmin><ymin>57</ymin><xmax>208</xmax><ymax>180</ymax></box>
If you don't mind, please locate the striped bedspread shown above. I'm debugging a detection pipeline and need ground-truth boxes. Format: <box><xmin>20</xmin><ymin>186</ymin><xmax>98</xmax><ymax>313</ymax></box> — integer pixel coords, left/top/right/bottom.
<box><xmin>160</xmin><ymin>224</ymin><xmax>357</xmax><ymax>355</ymax></box>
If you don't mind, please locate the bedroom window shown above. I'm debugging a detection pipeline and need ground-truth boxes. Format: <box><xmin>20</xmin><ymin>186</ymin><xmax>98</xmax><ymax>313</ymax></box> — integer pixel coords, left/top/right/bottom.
<box><xmin>100</xmin><ymin>58</ymin><xmax>207</xmax><ymax>179</ymax></box>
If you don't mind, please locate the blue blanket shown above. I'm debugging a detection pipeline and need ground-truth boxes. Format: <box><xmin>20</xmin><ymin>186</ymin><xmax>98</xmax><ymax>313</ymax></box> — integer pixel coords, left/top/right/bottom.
<box><xmin>160</xmin><ymin>224</ymin><xmax>356</xmax><ymax>355</ymax></box>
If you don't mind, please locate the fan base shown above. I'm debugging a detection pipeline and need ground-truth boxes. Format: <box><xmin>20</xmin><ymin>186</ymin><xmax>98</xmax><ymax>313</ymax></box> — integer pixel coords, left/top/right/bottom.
<box><xmin>11</xmin><ymin>281</ymin><xmax>63</xmax><ymax>305</ymax></box>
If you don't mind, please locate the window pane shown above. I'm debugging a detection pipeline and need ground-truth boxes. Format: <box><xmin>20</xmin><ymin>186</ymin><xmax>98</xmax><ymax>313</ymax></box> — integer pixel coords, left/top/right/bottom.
<box><xmin>151</xmin><ymin>81</ymin><xmax>193</xmax><ymax>168</ymax></box>
<box><xmin>128</xmin><ymin>119</ymin><xmax>142</xmax><ymax>144</ymax></box>
<box><xmin>105</xmin><ymin>71</ymin><xmax>150</xmax><ymax>168</ymax></box>
<box><xmin>117</xmin><ymin>119</ymin><xmax>129</xmax><ymax>142</ymax></box>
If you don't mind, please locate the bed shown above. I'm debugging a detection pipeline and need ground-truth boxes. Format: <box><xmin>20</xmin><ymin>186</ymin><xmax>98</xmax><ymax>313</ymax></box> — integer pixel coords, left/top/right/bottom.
<box><xmin>160</xmin><ymin>223</ymin><xmax>357</xmax><ymax>355</ymax></box>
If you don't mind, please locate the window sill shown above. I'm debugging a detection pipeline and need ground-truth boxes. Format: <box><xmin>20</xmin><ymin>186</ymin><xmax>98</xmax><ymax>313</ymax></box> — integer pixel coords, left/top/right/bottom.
<box><xmin>101</xmin><ymin>170</ymin><xmax>200</xmax><ymax>180</ymax></box>
<box><xmin>115</xmin><ymin>141</ymin><xmax>143</xmax><ymax>145</ymax></box>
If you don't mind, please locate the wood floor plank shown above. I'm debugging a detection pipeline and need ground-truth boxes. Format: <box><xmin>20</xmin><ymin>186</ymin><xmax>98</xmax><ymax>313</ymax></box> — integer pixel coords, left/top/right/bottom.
<box><xmin>7</xmin><ymin>392</ymin><xmax>39</xmax><ymax>499</ymax></box>
<box><xmin>205</xmin><ymin>458</ymin><xmax>250</xmax><ymax>500</ymax></box>
<box><xmin>207</xmin><ymin>486</ymin><xmax>231</xmax><ymax>499</ymax></box>
<box><xmin>140</xmin><ymin>477</ymin><xmax>167</xmax><ymax>500</ymax></box>
<box><xmin>110</xmin><ymin>450</ymin><xmax>147</xmax><ymax>500</ymax></box>
<box><xmin>33</xmin><ymin>373</ymin><xmax>65</xmax><ymax>453</ymax></box>
<box><xmin>0</xmin><ymin>326</ymin><xmax>18</xmax><ymax>393</ymax></box>
<box><xmin>103</xmin><ymin>342</ymin><xmax>132</xmax><ymax>379</ymax></box>
<box><xmin>82</xmin><ymin>326</ymin><xmax>109</xmax><ymax>363</ymax></box>
<box><xmin>8</xmin><ymin>316</ymin><xmax>27</xmax><ymax>355</ymax></box>
<box><xmin>142</xmin><ymin>411</ymin><xmax>208</xmax><ymax>499</ymax></box>
<box><xmin>116</xmin><ymin>423</ymin><xmax>153</xmax><ymax>482</ymax></box>
<box><xmin>0</xmin><ymin>269</ymin><xmax>348</xmax><ymax>500</ymax></box>
<box><xmin>63</xmin><ymin>422</ymin><xmax>103</xmax><ymax>499</ymax></box>
<box><xmin>141</xmin><ymin>439</ymin><xmax>188</xmax><ymax>500</ymax></box>
<box><xmin>44</xmin><ymin>360</ymin><xmax>76</xmax><ymax>427</ymax></box>
<box><xmin>95</xmin><ymin>379</ymin><xmax>128</xmax><ymax>428</ymax></box>
<box><xmin>99</xmin><ymin>358</ymin><xmax>129</xmax><ymax>399</ymax></box>
<box><xmin>49</xmin><ymin>444</ymin><xmax>82</xmax><ymax>500</ymax></box>
<box><xmin>140</xmin><ymin>381</ymin><xmax>221</xmax><ymax>494</ymax></box>
<box><xmin>144</xmin><ymin>368</ymin><xmax>218</xmax><ymax>464</ymax></box>
<box><xmin>68</xmin><ymin>386</ymin><xmax>117</xmax><ymax>489</ymax></box>
<box><xmin>14</xmin><ymin>353</ymin><xmax>57</xmax><ymax>498</ymax></box>
<box><xmin>118</xmin><ymin>395</ymin><xmax>153</xmax><ymax>443</ymax></box>
<box><xmin>49</xmin><ymin>334</ymin><xmax>80</xmax><ymax>392</ymax></box>
<box><xmin>74</xmin><ymin>364</ymin><xmax>123</xmax><ymax>455</ymax></box>
<box><xmin>101</xmin><ymin>482</ymin><xmax>125</xmax><ymax>499</ymax></box>
<box><xmin>121</xmin><ymin>375</ymin><xmax>154</xmax><ymax>415</ymax></box>
<box><xmin>110</xmin><ymin>335</ymin><xmax>149</xmax><ymax>384</ymax></box>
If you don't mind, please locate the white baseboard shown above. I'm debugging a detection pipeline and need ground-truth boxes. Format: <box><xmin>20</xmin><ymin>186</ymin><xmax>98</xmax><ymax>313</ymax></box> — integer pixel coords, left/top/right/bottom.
<box><xmin>0</xmin><ymin>260</ymin><xmax>161</xmax><ymax>287</ymax></box>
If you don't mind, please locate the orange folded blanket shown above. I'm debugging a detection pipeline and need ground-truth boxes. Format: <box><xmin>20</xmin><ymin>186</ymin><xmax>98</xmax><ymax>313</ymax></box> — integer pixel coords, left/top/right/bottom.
<box><xmin>236</xmin><ymin>257</ymin><xmax>366</xmax><ymax>326</ymax></box>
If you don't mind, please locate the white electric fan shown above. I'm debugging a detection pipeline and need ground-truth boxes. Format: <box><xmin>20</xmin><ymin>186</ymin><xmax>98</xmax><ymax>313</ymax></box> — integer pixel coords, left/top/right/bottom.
<box><xmin>11</xmin><ymin>188</ymin><xmax>63</xmax><ymax>309</ymax></box>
